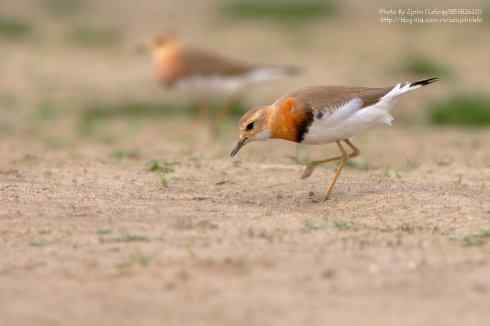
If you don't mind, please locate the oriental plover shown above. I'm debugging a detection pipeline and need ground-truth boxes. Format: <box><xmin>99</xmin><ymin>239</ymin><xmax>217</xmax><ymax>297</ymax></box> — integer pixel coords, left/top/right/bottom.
<box><xmin>141</xmin><ymin>34</ymin><xmax>301</xmax><ymax>127</ymax></box>
<box><xmin>230</xmin><ymin>77</ymin><xmax>439</xmax><ymax>201</ymax></box>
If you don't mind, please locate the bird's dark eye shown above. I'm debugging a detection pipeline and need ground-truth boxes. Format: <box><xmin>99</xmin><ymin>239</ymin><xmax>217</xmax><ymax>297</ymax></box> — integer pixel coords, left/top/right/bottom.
<box><xmin>246</xmin><ymin>121</ymin><xmax>255</xmax><ymax>131</ymax></box>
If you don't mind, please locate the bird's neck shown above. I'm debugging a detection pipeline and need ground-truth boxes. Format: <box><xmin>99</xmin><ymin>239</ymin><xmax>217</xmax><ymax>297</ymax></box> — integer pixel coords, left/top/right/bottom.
<box><xmin>152</xmin><ymin>42</ymin><xmax>183</xmax><ymax>83</ymax></box>
<box><xmin>152</xmin><ymin>41</ymin><xmax>181</xmax><ymax>64</ymax></box>
<box><xmin>268</xmin><ymin>104</ymin><xmax>306</xmax><ymax>143</ymax></box>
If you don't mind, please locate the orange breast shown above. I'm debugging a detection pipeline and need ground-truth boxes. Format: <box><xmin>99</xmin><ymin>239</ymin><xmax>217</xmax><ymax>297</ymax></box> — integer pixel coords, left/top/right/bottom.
<box><xmin>153</xmin><ymin>45</ymin><xmax>184</xmax><ymax>86</ymax></box>
<box><xmin>270</xmin><ymin>98</ymin><xmax>313</xmax><ymax>143</ymax></box>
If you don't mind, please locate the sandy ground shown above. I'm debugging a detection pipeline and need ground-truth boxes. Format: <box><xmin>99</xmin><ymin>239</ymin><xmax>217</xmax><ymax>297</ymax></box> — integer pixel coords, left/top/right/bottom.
<box><xmin>1</xmin><ymin>122</ymin><xmax>490</xmax><ymax>326</ymax></box>
<box><xmin>1</xmin><ymin>0</ymin><xmax>490</xmax><ymax>325</ymax></box>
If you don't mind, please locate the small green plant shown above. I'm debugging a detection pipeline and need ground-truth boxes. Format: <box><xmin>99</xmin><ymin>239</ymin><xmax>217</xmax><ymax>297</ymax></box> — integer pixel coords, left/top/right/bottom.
<box><xmin>96</xmin><ymin>229</ymin><xmax>112</xmax><ymax>235</ymax></box>
<box><xmin>0</xmin><ymin>16</ymin><xmax>33</xmax><ymax>39</ymax></box>
<box><xmin>333</xmin><ymin>220</ymin><xmax>353</xmax><ymax>230</ymax></box>
<box><xmin>452</xmin><ymin>228</ymin><xmax>490</xmax><ymax>247</ymax></box>
<box><xmin>429</xmin><ymin>95</ymin><xmax>490</xmax><ymax>127</ymax></box>
<box><xmin>303</xmin><ymin>218</ymin><xmax>353</xmax><ymax>232</ymax></box>
<box><xmin>67</xmin><ymin>26</ymin><xmax>122</xmax><ymax>48</ymax></box>
<box><xmin>145</xmin><ymin>160</ymin><xmax>176</xmax><ymax>174</ymax></box>
<box><xmin>119</xmin><ymin>235</ymin><xmax>149</xmax><ymax>242</ymax></box>
<box><xmin>145</xmin><ymin>160</ymin><xmax>163</xmax><ymax>172</ymax></box>
<box><xmin>221</xmin><ymin>0</ymin><xmax>337</xmax><ymax>25</ymax></box>
<box><xmin>30</xmin><ymin>239</ymin><xmax>50</xmax><ymax>247</ymax></box>
<box><xmin>463</xmin><ymin>235</ymin><xmax>484</xmax><ymax>247</ymax></box>
<box><xmin>111</xmin><ymin>149</ymin><xmax>140</xmax><ymax>160</ymax></box>
<box><xmin>399</xmin><ymin>54</ymin><xmax>452</xmax><ymax>78</ymax></box>
<box><xmin>102</xmin><ymin>234</ymin><xmax>150</xmax><ymax>243</ymax></box>
<box><xmin>116</xmin><ymin>252</ymin><xmax>153</xmax><ymax>269</ymax></box>
<box><xmin>385</xmin><ymin>169</ymin><xmax>401</xmax><ymax>178</ymax></box>
<box><xmin>479</xmin><ymin>229</ymin><xmax>490</xmax><ymax>237</ymax></box>
<box><xmin>157</xmin><ymin>174</ymin><xmax>168</xmax><ymax>187</ymax></box>
<box><xmin>303</xmin><ymin>218</ymin><xmax>328</xmax><ymax>232</ymax></box>
<box><xmin>145</xmin><ymin>160</ymin><xmax>177</xmax><ymax>188</ymax></box>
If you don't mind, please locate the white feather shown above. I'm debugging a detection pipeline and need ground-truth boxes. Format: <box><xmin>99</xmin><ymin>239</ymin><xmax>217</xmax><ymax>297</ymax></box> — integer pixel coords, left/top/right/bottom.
<box><xmin>176</xmin><ymin>68</ymin><xmax>288</xmax><ymax>96</ymax></box>
<box><xmin>321</xmin><ymin>98</ymin><xmax>363</xmax><ymax>127</ymax></box>
<box><xmin>302</xmin><ymin>83</ymin><xmax>419</xmax><ymax>145</ymax></box>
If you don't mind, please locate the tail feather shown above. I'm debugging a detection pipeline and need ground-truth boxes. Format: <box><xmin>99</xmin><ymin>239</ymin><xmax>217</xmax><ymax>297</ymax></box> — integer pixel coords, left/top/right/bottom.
<box><xmin>361</xmin><ymin>77</ymin><xmax>438</xmax><ymax>124</ymax></box>
<box><xmin>409</xmin><ymin>77</ymin><xmax>439</xmax><ymax>87</ymax></box>
<box><xmin>382</xmin><ymin>77</ymin><xmax>439</xmax><ymax>100</ymax></box>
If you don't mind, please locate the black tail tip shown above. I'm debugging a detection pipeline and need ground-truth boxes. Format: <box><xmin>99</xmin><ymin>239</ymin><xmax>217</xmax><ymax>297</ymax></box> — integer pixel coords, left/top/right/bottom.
<box><xmin>410</xmin><ymin>77</ymin><xmax>439</xmax><ymax>87</ymax></box>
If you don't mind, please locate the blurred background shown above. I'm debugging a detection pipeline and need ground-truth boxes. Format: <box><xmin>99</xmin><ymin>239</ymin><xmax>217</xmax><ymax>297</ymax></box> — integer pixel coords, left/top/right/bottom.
<box><xmin>1</xmin><ymin>0</ymin><xmax>489</xmax><ymax>154</ymax></box>
<box><xmin>2</xmin><ymin>2</ymin><xmax>490</xmax><ymax>325</ymax></box>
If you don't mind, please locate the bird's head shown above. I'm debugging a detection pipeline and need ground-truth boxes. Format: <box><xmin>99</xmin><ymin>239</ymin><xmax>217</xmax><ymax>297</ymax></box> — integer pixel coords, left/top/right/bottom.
<box><xmin>230</xmin><ymin>106</ymin><xmax>273</xmax><ymax>157</ymax></box>
<box><xmin>149</xmin><ymin>33</ymin><xmax>178</xmax><ymax>50</ymax></box>
<box><xmin>230</xmin><ymin>97</ymin><xmax>310</xmax><ymax>157</ymax></box>
<box><xmin>134</xmin><ymin>33</ymin><xmax>178</xmax><ymax>54</ymax></box>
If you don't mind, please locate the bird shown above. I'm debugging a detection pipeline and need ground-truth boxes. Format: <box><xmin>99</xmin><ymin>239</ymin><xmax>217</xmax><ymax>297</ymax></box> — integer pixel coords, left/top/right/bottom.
<box><xmin>141</xmin><ymin>34</ymin><xmax>301</xmax><ymax>129</ymax></box>
<box><xmin>230</xmin><ymin>77</ymin><xmax>439</xmax><ymax>201</ymax></box>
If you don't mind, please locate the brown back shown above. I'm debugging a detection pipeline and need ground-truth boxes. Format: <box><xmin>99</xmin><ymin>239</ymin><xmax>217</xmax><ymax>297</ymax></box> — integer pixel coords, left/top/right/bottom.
<box><xmin>181</xmin><ymin>47</ymin><xmax>256</xmax><ymax>77</ymax></box>
<box><xmin>286</xmin><ymin>86</ymin><xmax>392</xmax><ymax>114</ymax></box>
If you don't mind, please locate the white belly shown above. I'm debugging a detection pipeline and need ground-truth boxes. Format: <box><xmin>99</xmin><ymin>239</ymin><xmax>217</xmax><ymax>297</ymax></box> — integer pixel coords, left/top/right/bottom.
<box><xmin>302</xmin><ymin>106</ymin><xmax>394</xmax><ymax>145</ymax></box>
<box><xmin>176</xmin><ymin>68</ymin><xmax>287</xmax><ymax>96</ymax></box>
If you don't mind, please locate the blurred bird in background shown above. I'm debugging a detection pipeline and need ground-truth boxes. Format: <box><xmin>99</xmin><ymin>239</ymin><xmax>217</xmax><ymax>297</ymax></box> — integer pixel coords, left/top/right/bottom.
<box><xmin>138</xmin><ymin>33</ymin><xmax>302</xmax><ymax>134</ymax></box>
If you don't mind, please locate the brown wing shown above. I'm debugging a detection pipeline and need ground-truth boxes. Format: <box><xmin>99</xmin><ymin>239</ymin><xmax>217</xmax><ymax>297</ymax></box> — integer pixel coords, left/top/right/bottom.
<box><xmin>181</xmin><ymin>47</ymin><xmax>257</xmax><ymax>77</ymax></box>
<box><xmin>288</xmin><ymin>85</ymin><xmax>392</xmax><ymax>116</ymax></box>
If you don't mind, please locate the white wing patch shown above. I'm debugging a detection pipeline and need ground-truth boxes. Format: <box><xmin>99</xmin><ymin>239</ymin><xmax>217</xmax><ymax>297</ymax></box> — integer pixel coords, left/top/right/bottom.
<box><xmin>303</xmin><ymin>83</ymin><xmax>418</xmax><ymax>145</ymax></box>
<box><xmin>319</xmin><ymin>98</ymin><xmax>364</xmax><ymax>127</ymax></box>
<box><xmin>355</xmin><ymin>81</ymin><xmax>419</xmax><ymax>126</ymax></box>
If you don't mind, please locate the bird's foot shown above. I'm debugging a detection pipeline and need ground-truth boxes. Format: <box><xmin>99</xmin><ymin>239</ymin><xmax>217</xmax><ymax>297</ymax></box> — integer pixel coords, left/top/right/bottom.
<box><xmin>300</xmin><ymin>164</ymin><xmax>317</xmax><ymax>179</ymax></box>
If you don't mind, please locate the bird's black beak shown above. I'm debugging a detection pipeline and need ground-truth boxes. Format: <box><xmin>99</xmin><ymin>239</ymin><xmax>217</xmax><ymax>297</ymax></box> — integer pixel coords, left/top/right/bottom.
<box><xmin>230</xmin><ymin>138</ymin><xmax>247</xmax><ymax>157</ymax></box>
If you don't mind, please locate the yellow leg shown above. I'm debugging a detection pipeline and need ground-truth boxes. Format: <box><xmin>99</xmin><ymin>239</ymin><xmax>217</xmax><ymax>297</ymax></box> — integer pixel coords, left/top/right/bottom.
<box><xmin>343</xmin><ymin>139</ymin><xmax>360</xmax><ymax>157</ymax></box>
<box><xmin>301</xmin><ymin>139</ymin><xmax>360</xmax><ymax>179</ymax></box>
<box><xmin>324</xmin><ymin>141</ymin><xmax>348</xmax><ymax>201</ymax></box>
